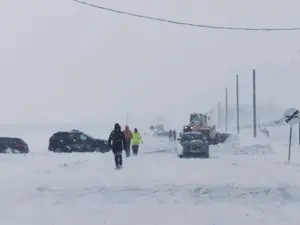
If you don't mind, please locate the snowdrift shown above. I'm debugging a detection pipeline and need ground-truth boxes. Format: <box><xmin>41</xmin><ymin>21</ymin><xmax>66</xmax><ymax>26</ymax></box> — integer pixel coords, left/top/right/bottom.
<box><xmin>214</xmin><ymin>132</ymin><xmax>273</xmax><ymax>156</ymax></box>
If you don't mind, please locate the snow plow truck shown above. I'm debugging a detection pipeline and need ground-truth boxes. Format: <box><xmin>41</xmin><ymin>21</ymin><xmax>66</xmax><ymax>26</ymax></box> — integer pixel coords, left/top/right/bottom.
<box><xmin>182</xmin><ymin>113</ymin><xmax>218</xmax><ymax>144</ymax></box>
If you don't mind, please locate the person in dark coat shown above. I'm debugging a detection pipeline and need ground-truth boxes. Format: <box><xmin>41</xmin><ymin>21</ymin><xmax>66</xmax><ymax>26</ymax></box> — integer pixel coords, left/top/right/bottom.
<box><xmin>169</xmin><ymin>129</ymin><xmax>172</xmax><ymax>140</ymax></box>
<box><xmin>172</xmin><ymin>129</ymin><xmax>177</xmax><ymax>141</ymax></box>
<box><xmin>108</xmin><ymin>123</ymin><xmax>126</xmax><ymax>168</ymax></box>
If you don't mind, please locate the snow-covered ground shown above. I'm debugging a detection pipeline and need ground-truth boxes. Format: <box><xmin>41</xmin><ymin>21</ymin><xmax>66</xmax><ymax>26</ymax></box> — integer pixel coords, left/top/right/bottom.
<box><xmin>0</xmin><ymin>126</ymin><xmax>300</xmax><ymax>225</ymax></box>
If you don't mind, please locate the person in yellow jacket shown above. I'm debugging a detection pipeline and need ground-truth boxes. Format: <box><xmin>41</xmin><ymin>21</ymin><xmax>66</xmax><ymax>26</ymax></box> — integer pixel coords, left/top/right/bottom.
<box><xmin>131</xmin><ymin>128</ymin><xmax>143</xmax><ymax>156</ymax></box>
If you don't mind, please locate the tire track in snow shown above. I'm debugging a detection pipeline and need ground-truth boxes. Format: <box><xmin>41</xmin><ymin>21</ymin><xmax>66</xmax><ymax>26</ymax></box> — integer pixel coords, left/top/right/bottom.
<box><xmin>33</xmin><ymin>183</ymin><xmax>300</xmax><ymax>206</ymax></box>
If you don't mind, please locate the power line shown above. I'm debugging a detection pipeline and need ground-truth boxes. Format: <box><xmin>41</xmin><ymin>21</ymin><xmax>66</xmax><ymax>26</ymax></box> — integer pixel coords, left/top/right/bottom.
<box><xmin>72</xmin><ymin>0</ymin><xmax>300</xmax><ymax>32</ymax></box>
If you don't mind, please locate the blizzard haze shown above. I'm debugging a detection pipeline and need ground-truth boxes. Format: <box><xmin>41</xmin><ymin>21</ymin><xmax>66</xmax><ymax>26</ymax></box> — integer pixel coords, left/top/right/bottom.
<box><xmin>1</xmin><ymin>0</ymin><xmax>300</xmax><ymax>126</ymax></box>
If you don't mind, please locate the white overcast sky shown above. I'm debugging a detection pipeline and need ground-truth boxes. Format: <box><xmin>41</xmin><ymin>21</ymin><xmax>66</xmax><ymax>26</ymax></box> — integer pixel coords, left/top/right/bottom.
<box><xmin>0</xmin><ymin>0</ymin><xmax>300</xmax><ymax>126</ymax></box>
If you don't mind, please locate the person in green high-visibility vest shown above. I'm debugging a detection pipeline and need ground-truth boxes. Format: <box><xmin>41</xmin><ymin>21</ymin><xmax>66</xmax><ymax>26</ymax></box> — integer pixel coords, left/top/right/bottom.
<box><xmin>131</xmin><ymin>128</ymin><xmax>143</xmax><ymax>156</ymax></box>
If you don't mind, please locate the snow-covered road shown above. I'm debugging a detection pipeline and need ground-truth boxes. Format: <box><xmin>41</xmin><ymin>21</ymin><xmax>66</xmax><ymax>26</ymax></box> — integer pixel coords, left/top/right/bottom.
<box><xmin>0</xmin><ymin>135</ymin><xmax>300</xmax><ymax>225</ymax></box>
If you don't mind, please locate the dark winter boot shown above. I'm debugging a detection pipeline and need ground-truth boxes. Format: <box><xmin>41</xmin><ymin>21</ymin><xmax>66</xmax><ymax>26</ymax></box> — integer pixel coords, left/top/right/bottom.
<box><xmin>125</xmin><ymin>148</ymin><xmax>130</xmax><ymax>157</ymax></box>
<box><xmin>114</xmin><ymin>154</ymin><xmax>119</xmax><ymax>167</ymax></box>
<box><xmin>132</xmin><ymin>145</ymin><xmax>139</xmax><ymax>155</ymax></box>
<box><xmin>119</xmin><ymin>155</ymin><xmax>123</xmax><ymax>167</ymax></box>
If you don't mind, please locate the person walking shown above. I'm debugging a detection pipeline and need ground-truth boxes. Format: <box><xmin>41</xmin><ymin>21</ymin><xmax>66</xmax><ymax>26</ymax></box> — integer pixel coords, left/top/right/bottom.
<box><xmin>108</xmin><ymin>123</ymin><xmax>126</xmax><ymax>168</ymax></box>
<box><xmin>169</xmin><ymin>129</ymin><xmax>172</xmax><ymax>141</ymax></box>
<box><xmin>123</xmin><ymin>125</ymin><xmax>133</xmax><ymax>157</ymax></box>
<box><xmin>131</xmin><ymin>128</ymin><xmax>143</xmax><ymax>156</ymax></box>
<box><xmin>172</xmin><ymin>129</ymin><xmax>177</xmax><ymax>141</ymax></box>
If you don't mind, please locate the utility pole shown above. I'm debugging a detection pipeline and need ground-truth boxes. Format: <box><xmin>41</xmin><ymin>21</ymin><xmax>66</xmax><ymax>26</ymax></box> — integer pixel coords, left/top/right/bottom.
<box><xmin>236</xmin><ymin>74</ymin><xmax>240</xmax><ymax>134</ymax></box>
<box><xmin>298</xmin><ymin>122</ymin><xmax>300</xmax><ymax>146</ymax></box>
<box><xmin>208</xmin><ymin>108</ymin><xmax>214</xmax><ymax>126</ymax></box>
<box><xmin>253</xmin><ymin>69</ymin><xmax>257</xmax><ymax>138</ymax></box>
<box><xmin>225</xmin><ymin>88</ymin><xmax>228</xmax><ymax>132</ymax></box>
<box><xmin>217</xmin><ymin>102</ymin><xmax>221</xmax><ymax>129</ymax></box>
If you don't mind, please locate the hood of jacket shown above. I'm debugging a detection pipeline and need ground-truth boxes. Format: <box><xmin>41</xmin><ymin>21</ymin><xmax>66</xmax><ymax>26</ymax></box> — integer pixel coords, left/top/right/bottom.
<box><xmin>114</xmin><ymin>123</ymin><xmax>121</xmax><ymax>131</ymax></box>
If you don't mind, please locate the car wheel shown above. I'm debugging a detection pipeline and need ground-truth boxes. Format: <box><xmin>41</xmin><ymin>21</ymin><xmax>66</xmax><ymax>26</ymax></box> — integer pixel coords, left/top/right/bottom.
<box><xmin>5</xmin><ymin>148</ymin><xmax>15</xmax><ymax>153</ymax></box>
<box><xmin>2</xmin><ymin>147</ymin><xmax>9</xmax><ymax>153</ymax></box>
<box><xmin>54</xmin><ymin>148</ymin><xmax>63</xmax><ymax>153</ymax></box>
<box><xmin>94</xmin><ymin>147</ymin><xmax>102</xmax><ymax>152</ymax></box>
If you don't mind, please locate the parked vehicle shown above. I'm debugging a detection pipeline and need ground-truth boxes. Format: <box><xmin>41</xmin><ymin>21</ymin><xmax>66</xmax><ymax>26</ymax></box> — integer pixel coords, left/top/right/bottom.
<box><xmin>48</xmin><ymin>129</ymin><xmax>109</xmax><ymax>153</ymax></box>
<box><xmin>177</xmin><ymin>132</ymin><xmax>209</xmax><ymax>158</ymax></box>
<box><xmin>0</xmin><ymin>137</ymin><xmax>29</xmax><ymax>153</ymax></box>
<box><xmin>150</xmin><ymin>124</ymin><xmax>170</xmax><ymax>137</ymax></box>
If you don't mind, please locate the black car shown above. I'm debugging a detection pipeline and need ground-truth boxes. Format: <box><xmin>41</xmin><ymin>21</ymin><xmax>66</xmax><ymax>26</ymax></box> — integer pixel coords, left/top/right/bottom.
<box><xmin>177</xmin><ymin>132</ymin><xmax>209</xmax><ymax>158</ymax></box>
<box><xmin>0</xmin><ymin>137</ymin><xmax>29</xmax><ymax>153</ymax></box>
<box><xmin>48</xmin><ymin>129</ymin><xmax>109</xmax><ymax>153</ymax></box>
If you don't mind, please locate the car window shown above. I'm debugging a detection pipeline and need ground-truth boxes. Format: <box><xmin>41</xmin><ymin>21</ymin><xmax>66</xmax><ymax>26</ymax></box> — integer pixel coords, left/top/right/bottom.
<box><xmin>0</xmin><ymin>139</ymin><xmax>7</xmax><ymax>144</ymax></box>
<box><xmin>53</xmin><ymin>135</ymin><xmax>59</xmax><ymax>140</ymax></box>
<box><xmin>67</xmin><ymin>133</ymin><xmax>76</xmax><ymax>140</ymax></box>
<box><xmin>181</xmin><ymin>136</ymin><xmax>186</xmax><ymax>142</ymax></box>
<box><xmin>182</xmin><ymin>135</ymin><xmax>192</xmax><ymax>141</ymax></box>
<box><xmin>0</xmin><ymin>138</ymin><xmax>25</xmax><ymax>144</ymax></box>
<box><xmin>81</xmin><ymin>132</ymin><xmax>94</xmax><ymax>139</ymax></box>
<box><xmin>79</xmin><ymin>134</ymin><xmax>88</xmax><ymax>141</ymax></box>
<box><xmin>15</xmin><ymin>138</ymin><xmax>25</xmax><ymax>144</ymax></box>
<box><xmin>51</xmin><ymin>133</ymin><xmax>60</xmax><ymax>139</ymax></box>
<box><xmin>0</xmin><ymin>138</ymin><xmax>12</xmax><ymax>144</ymax></box>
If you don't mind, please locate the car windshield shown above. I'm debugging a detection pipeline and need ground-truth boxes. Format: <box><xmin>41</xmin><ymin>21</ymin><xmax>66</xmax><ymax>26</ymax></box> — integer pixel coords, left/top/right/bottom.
<box><xmin>183</xmin><ymin>133</ymin><xmax>206</xmax><ymax>141</ymax></box>
<box><xmin>0</xmin><ymin>138</ymin><xmax>8</xmax><ymax>143</ymax></box>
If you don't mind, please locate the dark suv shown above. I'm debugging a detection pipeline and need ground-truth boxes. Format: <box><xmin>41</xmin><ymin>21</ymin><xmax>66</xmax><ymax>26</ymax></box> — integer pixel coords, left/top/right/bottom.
<box><xmin>0</xmin><ymin>137</ymin><xmax>29</xmax><ymax>153</ymax></box>
<box><xmin>48</xmin><ymin>130</ymin><xmax>109</xmax><ymax>153</ymax></box>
